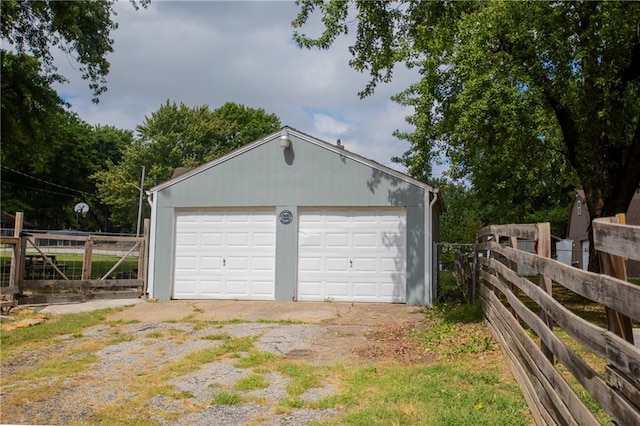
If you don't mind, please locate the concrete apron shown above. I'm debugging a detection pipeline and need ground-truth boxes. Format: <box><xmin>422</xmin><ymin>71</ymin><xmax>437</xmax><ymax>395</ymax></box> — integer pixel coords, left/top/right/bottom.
<box><xmin>37</xmin><ymin>298</ymin><xmax>426</xmax><ymax>326</ymax></box>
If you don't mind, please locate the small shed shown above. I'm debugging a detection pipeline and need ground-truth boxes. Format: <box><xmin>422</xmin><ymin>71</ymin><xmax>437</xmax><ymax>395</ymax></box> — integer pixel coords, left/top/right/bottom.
<box><xmin>147</xmin><ymin>127</ymin><xmax>443</xmax><ymax>306</ymax></box>
<box><xmin>567</xmin><ymin>190</ymin><xmax>640</xmax><ymax>277</ymax></box>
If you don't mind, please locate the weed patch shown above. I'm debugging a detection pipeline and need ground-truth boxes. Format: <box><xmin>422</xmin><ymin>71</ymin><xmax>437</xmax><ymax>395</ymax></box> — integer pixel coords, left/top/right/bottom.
<box><xmin>212</xmin><ymin>391</ymin><xmax>243</xmax><ymax>405</ymax></box>
<box><xmin>235</xmin><ymin>373</ymin><xmax>268</xmax><ymax>391</ymax></box>
<box><xmin>1</xmin><ymin>308</ymin><xmax>120</xmax><ymax>354</ymax></box>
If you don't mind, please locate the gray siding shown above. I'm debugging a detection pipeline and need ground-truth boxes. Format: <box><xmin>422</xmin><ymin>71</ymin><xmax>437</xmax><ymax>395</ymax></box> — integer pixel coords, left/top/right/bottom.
<box><xmin>150</xmin><ymin>131</ymin><xmax>435</xmax><ymax>304</ymax></box>
<box><xmin>275</xmin><ymin>205</ymin><xmax>298</xmax><ymax>301</ymax></box>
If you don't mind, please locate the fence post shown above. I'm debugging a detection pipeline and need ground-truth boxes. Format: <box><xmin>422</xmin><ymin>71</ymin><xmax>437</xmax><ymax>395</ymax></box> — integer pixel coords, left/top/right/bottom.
<box><xmin>142</xmin><ymin>218</ymin><xmax>150</xmax><ymax>297</ymax></box>
<box><xmin>471</xmin><ymin>243</ymin><xmax>477</xmax><ymax>303</ymax></box>
<box><xmin>15</xmin><ymin>212</ymin><xmax>27</xmax><ymax>293</ymax></box>
<box><xmin>509</xmin><ymin>236</ymin><xmax>520</xmax><ymax>320</ymax></box>
<box><xmin>537</xmin><ymin>222</ymin><xmax>554</xmax><ymax>363</ymax></box>
<box><xmin>81</xmin><ymin>240</ymin><xmax>93</xmax><ymax>280</ymax></box>
<box><xmin>598</xmin><ymin>214</ymin><xmax>634</xmax><ymax>344</ymax></box>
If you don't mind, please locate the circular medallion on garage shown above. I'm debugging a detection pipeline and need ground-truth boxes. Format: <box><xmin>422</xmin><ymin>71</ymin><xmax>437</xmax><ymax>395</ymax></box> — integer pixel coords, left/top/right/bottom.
<box><xmin>279</xmin><ymin>210</ymin><xmax>293</xmax><ymax>224</ymax></box>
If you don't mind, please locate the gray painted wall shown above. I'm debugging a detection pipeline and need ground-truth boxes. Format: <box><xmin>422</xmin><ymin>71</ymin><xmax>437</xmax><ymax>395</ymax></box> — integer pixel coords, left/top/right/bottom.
<box><xmin>150</xmin><ymin>131</ymin><xmax>435</xmax><ymax>305</ymax></box>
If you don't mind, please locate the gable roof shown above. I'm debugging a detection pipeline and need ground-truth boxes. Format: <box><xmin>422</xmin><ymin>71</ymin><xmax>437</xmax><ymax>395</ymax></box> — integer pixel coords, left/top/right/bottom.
<box><xmin>627</xmin><ymin>191</ymin><xmax>640</xmax><ymax>226</ymax></box>
<box><xmin>151</xmin><ymin>126</ymin><xmax>439</xmax><ymax>197</ymax></box>
<box><xmin>572</xmin><ymin>189</ymin><xmax>640</xmax><ymax>226</ymax></box>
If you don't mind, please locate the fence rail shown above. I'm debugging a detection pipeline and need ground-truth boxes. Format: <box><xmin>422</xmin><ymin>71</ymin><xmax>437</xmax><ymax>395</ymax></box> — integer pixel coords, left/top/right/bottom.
<box><xmin>0</xmin><ymin>213</ymin><xmax>148</xmax><ymax>308</ymax></box>
<box><xmin>477</xmin><ymin>218</ymin><xmax>640</xmax><ymax>425</ymax></box>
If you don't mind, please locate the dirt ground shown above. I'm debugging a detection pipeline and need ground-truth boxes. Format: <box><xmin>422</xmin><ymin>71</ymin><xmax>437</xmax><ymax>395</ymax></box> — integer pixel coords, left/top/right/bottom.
<box><xmin>108</xmin><ymin>299</ymin><xmax>426</xmax><ymax>325</ymax></box>
<box><xmin>1</xmin><ymin>300</ymin><xmax>438</xmax><ymax>425</ymax></box>
<box><xmin>107</xmin><ymin>300</ymin><xmax>430</xmax><ymax>365</ymax></box>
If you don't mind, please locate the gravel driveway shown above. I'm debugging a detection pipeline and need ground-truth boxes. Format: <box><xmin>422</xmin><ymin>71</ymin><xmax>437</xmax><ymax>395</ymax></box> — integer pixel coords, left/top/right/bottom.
<box><xmin>1</xmin><ymin>300</ymin><xmax>426</xmax><ymax>425</ymax></box>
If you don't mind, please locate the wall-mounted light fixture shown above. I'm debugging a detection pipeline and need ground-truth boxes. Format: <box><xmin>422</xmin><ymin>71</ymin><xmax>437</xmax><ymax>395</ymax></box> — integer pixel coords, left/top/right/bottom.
<box><xmin>280</xmin><ymin>128</ymin><xmax>291</xmax><ymax>148</ymax></box>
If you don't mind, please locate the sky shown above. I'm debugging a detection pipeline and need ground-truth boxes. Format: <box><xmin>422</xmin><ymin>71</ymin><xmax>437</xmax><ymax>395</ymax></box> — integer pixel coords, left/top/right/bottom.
<box><xmin>53</xmin><ymin>0</ymin><xmax>427</xmax><ymax>173</ymax></box>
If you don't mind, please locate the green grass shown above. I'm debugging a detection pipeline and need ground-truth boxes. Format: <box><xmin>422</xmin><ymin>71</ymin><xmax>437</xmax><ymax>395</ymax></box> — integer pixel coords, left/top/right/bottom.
<box><xmin>0</xmin><ymin>307</ymin><xmax>122</xmax><ymax>355</ymax></box>
<box><xmin>211</xmin><ymin>391</ymin><xmax>243</xmax><ymax>405</ymax></box>
<box><xmin>235</xmin><ymin>373</ymin><xmax>268</xmax><ymax>391</ymax></box>
<box><xmin>234</xmin><ymin>351</ymin><xmax>280</xmax><ymax>368</ymax></box>
<box><xmin>201</xmin><ymin>333</ymin><xmax>231</xmax><ymax>341</ymax></box>
<box><xmin>332</xmin><ymin>364</ymin><xmax>529</xmax><ymax>426</ymax></box>
<box><xmin>144</xmin><ymin>331</ymin><xmax>164</xmax><ymax>339</ymax></box>
<box><xmin>277</xmin><ymin>363</ymin><xmax>323</xmax><ymax>397</ymax></box>
<box><xmin>160</xmin><ymin>336</ymin><xmax>257</xmax><ymax>378</ymax></box>
<box><xmin>1</xmin><ymin>303</ymin><xmax>532</xmax><ymax>425</ymax></box>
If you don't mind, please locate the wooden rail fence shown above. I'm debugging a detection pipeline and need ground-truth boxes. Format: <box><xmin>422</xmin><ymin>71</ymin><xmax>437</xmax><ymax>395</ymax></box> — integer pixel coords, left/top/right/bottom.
<box><xmin>1</xmin><ymin>213</ymin><xmax>149</xmax><ymax>308</ymax></box>
<box><xmin>477</xmin><ymin>218</ymin><xmax>640</xmax><ymax>425</ymax></box>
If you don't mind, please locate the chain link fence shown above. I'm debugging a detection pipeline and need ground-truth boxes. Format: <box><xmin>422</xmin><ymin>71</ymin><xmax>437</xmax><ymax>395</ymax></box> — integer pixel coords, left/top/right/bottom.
<box><xmin>435</xmin><ymin>243</ymin><xmax>477</xmax><ymax>304</ymax></box>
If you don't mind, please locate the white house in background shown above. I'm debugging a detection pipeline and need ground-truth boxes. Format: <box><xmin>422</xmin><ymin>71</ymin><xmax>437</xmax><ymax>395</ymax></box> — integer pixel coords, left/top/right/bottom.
<box><xmin>146</xmin><ymin>127</ymin><xmax>444</xmax><ymax>306</ymax></box>
<box><xmin>566</xmin><ymin>190</ymin><xmax>640</xmax><ymax>277</ymax></box>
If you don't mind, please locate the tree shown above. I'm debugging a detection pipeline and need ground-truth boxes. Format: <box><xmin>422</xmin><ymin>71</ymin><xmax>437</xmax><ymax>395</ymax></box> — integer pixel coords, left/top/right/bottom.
<box><xmin>434</xmin><ymin>180</ymin><xmax>483</xmax><ymax>244</ymax></box>
<box><xmin>1</xmin><ymin>112</ymin><xmax>134</xmax><ymax>231</ymax></box>
<box><xmin>293</xmin><ymin>1</ymin><xmax>640</xmax><ymax>260</ymax></box>
<box><xmin>1</xmin><ymin>0</ymin><xmax>148</xmax><ymax>101</ymax></box>
<box><xmin>1</xmin><ymin>51</ymin><xmax>67</xmax><ymax>172</ymax></box>
<box><xmin>93</xmin><ymin>101</ymin><xmax>281</xmax><ymax>231</ymax></box>
<box><xmin>1</xmin><ymin>1</ymin><xmax>145</xmax><ymax>230</ymax></box>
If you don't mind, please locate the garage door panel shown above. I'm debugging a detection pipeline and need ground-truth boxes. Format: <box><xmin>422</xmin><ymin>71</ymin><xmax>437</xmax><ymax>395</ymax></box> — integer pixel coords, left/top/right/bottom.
<box><xmin>202</xmin><ymin>215</ymin><xmax>223</xmax><ymax>224</ymax></box>
<box><xmin>326</xmin><ymin>257</ymin><xmax>348</xmax><ymax>272</ymax></box>
<box><xmin>179</xmin><ymin>215</ymin><xmax>199</xmax><ymax>224</ymax></box>
<box><xmin>175</xmin><ymin>256</ymin><xmax>197</xmax><ymax>270</ymax></box>
<box><xmin>298</xmin><ymin>281</ymin><xmax>322</xmax><ymax>298</ymax></box>
<box><xmin>226</xmin><ymin>280</ymin><xmax>248</xmax><ymax>295</ymax></box>
<box><xmin>380</xmin><ymin>281</ymin><xmax>403</xmax><ymax>298</ymax></box>
<box><xmin>380</xmin><ymin>258</ymin><xmax>398</xmax><ymax>273</ymax></box>
<box><xmin>227</xmin><ymin>213</ymin><xmax>250</xmax><ymax>223</ymax></box>
<box><xmin>253</xmin><ymin>256</ymin><xmax>275</xmax><ymax>271</ymax></box>
<box><xmin>226</xmin><ymin>257</ymin><xmax>248</xmax><ymax>271</ymax></box>
<box><xmin>299</xmin><ymin>214</ymin><xmax>322</xmax><ymax>225</ymax></box>
<box><xmin>326</xmin><ymin>213</ymin><xmax>349</xmax><ymax>224</ymax></box>
<box><xmin>176</xmin><ymin>232</ymin><xmax>198</xmax><ymax>247</ymax></box>
<box><xmin>173</xmin><ymin>209</ymin><xmax>275</xmax><ymax>300</ymax></box>
<box><xmin>173</xmin><ymin>279</ymin><xmax>197</xmax><ymax>298</ymax></box>
<box><xmin>353</xmin><ymin>233</ymin><xmax>376</xmax><ymax>248</ymax></box>
<box><xmin>202</xmin><ymin>233</ymin><xmax>223</xmax><ymax>247</ymax></box>
<box><xmin>298</xmin><ymin>208</ymin><xmax>406</xmax><ymax>303</ymax></box>
<box><xmin>200</xmin><ymin>280</ymin><xmax>223</xmax><ymax>296</ymax></box>
<box><xmin>352</xmin><ymin>257</ymin><xmax>376</xmax><ymax>272</ymax></box>
<box><xmin>299</xmin><ymin>257</ymin><xmax>322</xmax><ymax>272</ymax></box>
<box><xmin>326</xmin><ymin>232</ymin><xmax>348</xmax><ymax>247</ymax></box>
<box><xmin>352</xmin><ymin>214</ymin><xmax>376</xmax><ymax>224</ymax></box>
<box><xmin>252</xmin><ymin>281</ymin><xmax>275</xmax><ymax>297</ymax></box>
<box><xmin>326</xmin><ymin>281</ymin><xmax>349</xmax><ymax>296</ymax></box>
<box><xmin>253</xmin><ymin>214</ymin><xmax>275</xmax><ymax>224</ymax></box>
<box><xmin>253</xmin><ymin>233</ymin><xmax>275</xmax><ymax>246</ymax></box>
<box><xmin>227</xmin><ymin>232</ymin><xmax>249</xmax><ymax>247</ymax></box>
<box><xmin>200</xmin><ymin>256</ymin><xmax>222</xmax><ymax>271</ymax></box>
<box><xmin>352</xmin><ymin>282</ymin><xmax>377</xmax><ymax>297</ymax></box>
<box><xmin>299</xmin><ymin>232</ymin><xmax>321</xmax><ymax>247</ymax></box>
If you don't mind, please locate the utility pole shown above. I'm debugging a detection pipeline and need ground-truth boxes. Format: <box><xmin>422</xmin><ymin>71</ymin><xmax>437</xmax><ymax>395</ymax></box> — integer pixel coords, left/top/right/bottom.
<box><xmin>136</xmin><ymin>166</ymin><xmax>146</xmax><ymax>237</ymax></box>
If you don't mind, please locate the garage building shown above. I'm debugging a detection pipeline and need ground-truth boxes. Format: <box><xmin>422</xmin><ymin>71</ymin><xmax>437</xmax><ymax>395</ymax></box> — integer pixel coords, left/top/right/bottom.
<box><xmin>147</xmin><ymin>127</ymin><xmax>442</xmax><ymax>306</ymax></box>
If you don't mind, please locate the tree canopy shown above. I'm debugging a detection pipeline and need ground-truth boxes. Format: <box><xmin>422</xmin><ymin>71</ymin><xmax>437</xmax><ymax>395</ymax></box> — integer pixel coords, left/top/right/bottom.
<box><xmin>1</xmin><ymin>0</ymin><xmax>147</xmax><ymax>101</ymax></box>
<box><xmin>1</xmin><ymin>48</ymin><xmax>134</xmax><ymax>230</ymax></box>
<box><xmin>93</xmin><ymin>101</ymin><xmax>281</xmax><ymax>231</ymax></box>
<box><xmin>293</xmin><ymin>1</ymin><xmax>640</xmax><ymax>243</ymax></box>
<box><xmin>1</xmin><ymin>51</ymin><xmax>67</xmax><ymax>172</ymax></box>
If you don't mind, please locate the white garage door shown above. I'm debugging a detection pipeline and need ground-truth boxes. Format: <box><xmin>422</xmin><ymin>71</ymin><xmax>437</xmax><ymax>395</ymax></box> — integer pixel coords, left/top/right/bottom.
<box><xmin>298</xmin><ymin>208</ymin><xmax>406</xmax><ymax>303</ymax></box>
<box><xmin>173</xmin><ymin>209</ymin><xmax>276</xmax><ymax>300</ymax></box>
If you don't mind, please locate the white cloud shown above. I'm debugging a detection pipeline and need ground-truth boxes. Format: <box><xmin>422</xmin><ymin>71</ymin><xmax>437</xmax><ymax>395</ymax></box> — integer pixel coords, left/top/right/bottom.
<box><xmin>51</xmin><ymin>1</ymin><xmax>431</xmax><ymax>175</ymax></box>
<box><xmin>311</xmin><ymin>113</ymin><xmax>350</xmax><ymax>138</ymax></box>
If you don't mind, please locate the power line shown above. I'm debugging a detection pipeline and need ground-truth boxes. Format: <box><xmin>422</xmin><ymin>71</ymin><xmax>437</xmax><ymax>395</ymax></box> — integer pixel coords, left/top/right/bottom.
<box><xmin>1</xmin><ymin>165</ymin><xmax>92</xmax><ymax>196</ymax></box>
<box><xmin>1</xmin><ymin>180</ymin><xmax>79</xmax><ymax>198</ymax></box>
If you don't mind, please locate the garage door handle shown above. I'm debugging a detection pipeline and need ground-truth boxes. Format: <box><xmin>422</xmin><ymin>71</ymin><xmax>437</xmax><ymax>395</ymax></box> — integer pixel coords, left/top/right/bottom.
<box><xmin>349</xmin><ymin>259</ymin><xmax>352</xmax><ymax>268</ymax></box>
<box><xmin>223</xmin><ymin>258</ymin><xmax>226</xmax><ymax>266</ymax></box>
